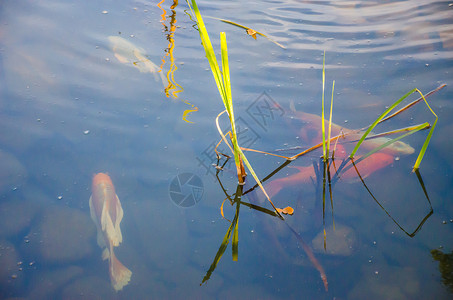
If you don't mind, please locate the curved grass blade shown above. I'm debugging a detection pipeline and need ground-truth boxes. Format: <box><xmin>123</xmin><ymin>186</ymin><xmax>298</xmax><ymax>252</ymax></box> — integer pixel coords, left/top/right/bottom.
<box><xmin>215</xmin><ymin>18</ymin><xmax>286</xmax><ymax>49</ymax></box>
<box><xmin>356</xmin><ymin>122</ymin><xmax>430</xmax><ymax>163</ymax></box>
<box><xmin>352</xmin><ymin>159</ymin><xmax>433</xmax><ymax>237</ymax></box>
<box><xmin>412</xmin><ymin>89</ymin><xmax>438</xmax><ymax>171</ymax></box>
<box><xmin>349</xmin><ymin>88</ymin><xmax>417</xmax><ymax>158</ymax></box>
<box><xmin>379</xmin><ymin>84</ymin><xmax>445</xmax><ymax>123</ymax></box>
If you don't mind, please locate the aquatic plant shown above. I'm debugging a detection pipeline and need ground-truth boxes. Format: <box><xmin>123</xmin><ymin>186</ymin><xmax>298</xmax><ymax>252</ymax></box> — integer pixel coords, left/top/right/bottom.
<box><xmin>320</xmin><ymin>51</ymin><xmax>335</xmax><ymax>162</ymax></box>
<box><xmin>349</xmin><ymin>88</ymin><xmax>438</xmax><ymax>171</ymax></box>
<box><xmin>210</xmin><ymin>17</ymin><xmax>285</xmax><ymax>48</ymax></box>
<box><xmin>187</xmin><ymin>0</ymin><xmax>444</xmax><ymax>291</ymax></box>
<box><xmin>202</xmin><ymin>167</ymin><xmax>328</xmax><ymax>291</ymax></box>
<box><xmin>187</xmin><ymin>0</ymin><xmax>283</xmax><ymax>218</ymax></box>
<box><xmin>431</xmin><ymin>248</ymin><xmax>453</xmax><ymax>294</ymax></box>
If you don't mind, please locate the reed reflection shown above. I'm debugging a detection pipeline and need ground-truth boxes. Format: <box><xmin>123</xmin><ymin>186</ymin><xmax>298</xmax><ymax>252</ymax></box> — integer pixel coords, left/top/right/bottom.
<box><xmin>157</xmin><ymin>0</ymin><xmax>198</xmax><ymax>123</ymax></box>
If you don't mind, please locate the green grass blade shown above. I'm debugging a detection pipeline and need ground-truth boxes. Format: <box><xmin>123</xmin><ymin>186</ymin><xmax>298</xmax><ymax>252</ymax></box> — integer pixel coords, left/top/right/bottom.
<box><xmin>413</xmin><ymin>118</ymin><xmax>436</xmax><ymax>171</ymax></box>
<box><xmin>188</xmin><ymin>0</ymin><xmax>227</xmax><ymax>104</ymax></box>
<box><xmin>326</xmin><ymin>80</ymin><xmax>335</xmax><ymax>159</ymax></box>
<box><xmin>221</xmin><ymin>33</ymin><xmax>232</xmax><ymax>115</ymax></box>
<box><xmin>201</xmin><ymin>185</ymin><xmax>242</xmax><ymax>284</ymax></box>
<box><xmin>200</xmin><ymin>217</ymin><xmax>235</xmax><ymax>285</ymax></box>
<box><xmin>321</xmin><ymin>51</ymin><xmax>326</xmax><ymax>159</ymax></box>
<box><xmin>220</xmin><ymin>32</ymin><xmax>241</xmax><ymax>172</ymax></box>
<box><xmin>356</xmin><ymin>122</ymin><xmax>430</xmax><ymax>163</ymax></box>
<box><xmin>238</xmin><ymin>147</ymin><xmax>283</xmax><ymax>218</ymax></box>
<box><xmin>189</xmin><ymin>0</ymin><xmax>244</xmax><ymax>180</ymax></box>
<box><xmin>349</xmin><ymin>88</ymin><xmax>417</xmax><ymax>158</ymax></box>
<box><xmin>189</xmin><ymin>0</ymin><xmax>283</xmax><ymax>217</ymax></box>
<box><xmin>232</xmin><ymin>199</ymin><xmax>240</xmax><ymax>261</ymax></box>
<box><xmin>413</xmin><ymin>89</ymin><xmax>438</xmax><ymax>171</ymax></box>
<box><xmin>215</xmin><ymin>18</ymin><xmax>286</xmax><ymax>49</ymax></box>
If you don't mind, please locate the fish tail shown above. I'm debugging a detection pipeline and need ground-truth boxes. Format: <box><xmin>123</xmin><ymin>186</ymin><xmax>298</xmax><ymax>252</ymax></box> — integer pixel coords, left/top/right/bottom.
<box><xmin>284</xmin><ymin>222</ymin><xmax>328</xmax><ymax>291</ymax></box>
<box><xmin>109</xmin><ymin>243</ymin><xmax>132</xmax><ymax>291</ymax></box>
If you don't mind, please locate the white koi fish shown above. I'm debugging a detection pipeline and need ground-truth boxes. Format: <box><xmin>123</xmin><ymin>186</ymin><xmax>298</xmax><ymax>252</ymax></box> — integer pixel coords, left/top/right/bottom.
<box><xmin>108</xmin><ymin>35</ymin><xmax>166</xmax><ymax>86</ymax></box>
<box><xmin>89</xmin><ymin>173</ymin><xmax>132</xmax><ymax>291</ymax></box>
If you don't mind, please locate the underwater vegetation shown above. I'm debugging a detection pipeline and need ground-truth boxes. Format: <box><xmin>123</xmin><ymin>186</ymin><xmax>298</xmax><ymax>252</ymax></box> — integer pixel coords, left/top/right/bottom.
<box><xmin>431</xmin><ymin>249</ymin><xmax>453</xmax><ymax>294</ymax></box>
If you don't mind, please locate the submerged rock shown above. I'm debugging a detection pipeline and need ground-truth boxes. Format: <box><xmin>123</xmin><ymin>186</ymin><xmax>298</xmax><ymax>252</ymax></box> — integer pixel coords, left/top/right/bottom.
<box><xmin>24</xmin><ymin>206</ymin><xmax>95</xmax><ymax>263</ymax></box>
<box><xmin>128</xmin><ymin>197</ymin><xmax>189</xmax><ymax>271</ymax></box>
<box><xmin>0</xmin><ymin>150</ymin><xmax>27</xmax><ymax>195</ymax></box>
<box><xmin>348</xmin><ymin>265</ymin><xmax>420</xmax><ymax>299</ymax></box>
<box><xmin>312</xmin><ymin>224</ymin><xmax>358</xmax><ymax>256</ymax></box>
<box><xmin>61</xmin><ymin>276</ymin><xmax>114</xmax><ymax>300</ymax></box>
<box><xmin>0</xmin><ymin>200</ymin><xmax>41</xmax><ymax>238</ymax></box>
<box><xmin>0</xmin><ymin>240</ymin><xmax>23</xmax><ymax>296</ymax></box>
<box><xmin>27</xmin><ymin>266</ymin><xmax>84</xmax><ymax>299</ymax></box>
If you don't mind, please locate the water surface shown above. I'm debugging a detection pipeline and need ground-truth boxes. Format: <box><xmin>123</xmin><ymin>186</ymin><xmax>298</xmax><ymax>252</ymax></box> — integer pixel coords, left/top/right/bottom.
<box><xmin>0</xmin><ymin>0</ymin><xmax>452</xmax><ymax>299</ymax></box>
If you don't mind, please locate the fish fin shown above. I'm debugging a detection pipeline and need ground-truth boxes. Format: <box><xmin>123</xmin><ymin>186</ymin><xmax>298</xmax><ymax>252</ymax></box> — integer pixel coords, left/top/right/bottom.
<box><xmin>151</xmin><ymin>70</ymin><xmax>160</xmax><ymax>82</ymax></box>
<box><xmin>97</xmin><ymin>230</ymin><xmax>106</xmax><ymax>248</ymax></box>
<box><xmin>100</xmin><ymin>199</ymin><xmax>119</xmax><ymax>247</ymax></box>
<box><xmin>160</xmin><ymin>72</ymin><xmax>167</xmax><ymax>90</ymax></box>
<box><xmin>133</xmin><ymin>50</ymin><xmax>151</xmax><ymax>73</ymax></box>
<box><xmin>89</xmin><ymin>196</ymin><xmax>96</xmax><ymax>223</ymax></box>
<box><xmin>100</xmin><ymin>198</ymin><xmax>109</xmax><ymax>232</ymax></box>
<box><xmin>109</xmin><ymin>243</ymin><xmax>132</xmax><ymax>291</ymax></box>
<box><xmin>89</xmin><ymin>196</ymin><xmax>106</xmax><ymax>248</ymax></box>
<box><xmin>289</xmin><ymin>99</ymin><xmax>296</xmax><ymax>112</ymax></box>
<box><xmin>113</xmin><ymin>194</ymin><xmax>124</xmax><ymax>245</ymax></box>
<box><xmin>102</xmin><ymin>248</ymin><xmax>110</xmax><ymax>261</ymax></box>
<box><xmin>114</xmin><ymin>53</ymin><xmax>129</xmax><ymax>64</ymax></box>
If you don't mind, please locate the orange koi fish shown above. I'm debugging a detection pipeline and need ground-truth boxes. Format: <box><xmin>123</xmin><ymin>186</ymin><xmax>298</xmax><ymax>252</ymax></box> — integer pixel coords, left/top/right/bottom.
<box><xmin>89</xmin><ymin>173</ymin><xmax>132</xmax><ymax>291</ymax></box>
<box><xmin>291</xmin><ymin>110</ymin><xmax>415</xmax><ymax>156</ymax></box>
<box><xmin>266</xmin><ymin>152</ymin><xmax>394</xmax><ymax>199</ymax></box>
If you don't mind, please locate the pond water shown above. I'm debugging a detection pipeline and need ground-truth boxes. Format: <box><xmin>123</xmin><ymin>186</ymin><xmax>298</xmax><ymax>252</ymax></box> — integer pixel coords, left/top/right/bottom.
<box><xmin>1</xmin><ymin>0</ymin><xmax>452</xmax><ymax>299</ymax></box>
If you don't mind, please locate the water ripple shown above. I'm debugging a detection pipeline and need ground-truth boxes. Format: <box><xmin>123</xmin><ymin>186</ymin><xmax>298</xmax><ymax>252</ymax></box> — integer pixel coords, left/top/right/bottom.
<box><xmin>219</xmin><ymin>0</ymin><xmax>452</xmax><ymax>61</ymax></box>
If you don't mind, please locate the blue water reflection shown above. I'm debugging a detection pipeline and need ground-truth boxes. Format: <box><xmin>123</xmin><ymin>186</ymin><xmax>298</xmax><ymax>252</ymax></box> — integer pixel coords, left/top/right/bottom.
<box><xmin>0</xmin><ymin>0</ymin><xmax>452</xmax><ymax>298</ymax></box>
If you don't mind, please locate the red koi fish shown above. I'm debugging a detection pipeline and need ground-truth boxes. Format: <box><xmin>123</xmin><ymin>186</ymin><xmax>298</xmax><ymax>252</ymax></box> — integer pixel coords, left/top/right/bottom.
<box><xmin>89</xmin><ymin>173</ymin><xmax>132</xmax><ymax>291</ymax></box>
<box><xmin>265</xmin><ymin>152</ymin><xmax>394</xmax><ymax>199</ymax></box>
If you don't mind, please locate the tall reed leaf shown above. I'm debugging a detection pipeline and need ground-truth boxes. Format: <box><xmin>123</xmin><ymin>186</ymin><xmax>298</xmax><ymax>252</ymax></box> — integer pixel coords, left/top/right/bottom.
<box><xmin>189</xmin><ymin>0</ymin><xmax>283</xmax><ymax>216</ymax></box>
<box><xmin>188</xmin><ymin>1</ymin><xmax>243</xmax><ymax>181</ymax></box>
<box><xmin>326</xmin><ymin>80</ymin><xmax>335</xmax><ymax>159</ymax></box>
<box><xmin>321</xmin><ymin>51</ymin><xmax>326</xmax><ymax>158</ymax></box>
